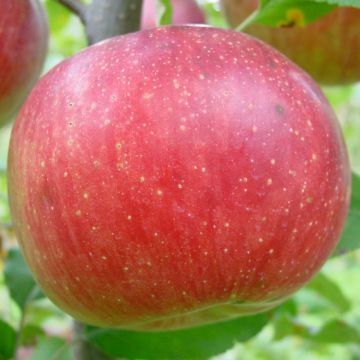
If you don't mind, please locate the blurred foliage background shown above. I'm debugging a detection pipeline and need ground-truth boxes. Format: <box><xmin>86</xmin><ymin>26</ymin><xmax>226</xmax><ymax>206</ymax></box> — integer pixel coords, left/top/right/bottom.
<box><xmin>0</xmin><ymin>1</ymin><xmax>360</xmax><ymax>359</ymax></box>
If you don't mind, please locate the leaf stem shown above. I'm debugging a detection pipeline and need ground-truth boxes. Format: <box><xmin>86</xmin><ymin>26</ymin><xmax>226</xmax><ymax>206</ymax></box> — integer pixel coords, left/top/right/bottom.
<box><xmin>235</xmin><ymin>9</ymin><xmax>259</xmax><ymax>32</ymax></box>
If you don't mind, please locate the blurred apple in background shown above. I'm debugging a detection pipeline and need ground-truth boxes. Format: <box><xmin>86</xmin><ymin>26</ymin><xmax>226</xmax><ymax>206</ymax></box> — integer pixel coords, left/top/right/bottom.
<box><xmin>141</xmin><ymin>0</ymin><xmax>205</xmax><ymax>29</ymax></box>
<box><xmin>221</xmin><ymin>0</ymin><xmax>360</xmax><ymax>85</ymax></box>
<box><xmin>0</xmin><ymin>0</ymin><xmax>48</xmax><ymax>127</ymax></box>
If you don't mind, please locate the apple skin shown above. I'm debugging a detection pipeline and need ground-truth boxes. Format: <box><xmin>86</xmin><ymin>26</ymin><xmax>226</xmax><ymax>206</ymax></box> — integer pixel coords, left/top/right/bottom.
<box><xmin>8</xmin><ymin>26</ymin><xmax>350</xmax><ymax>330</ymax></box>
<box><xmin>141</xmin><ymin>0</ymin><xmax>205</xmax><ymax>29</ymax></box>
<box><xmin>221</xmin><ymin>0</ymin><xmax>360</xmax><ymax>85</ymax></box>
<box><xmin>0</xmin><ymin>0</ymin><xmax>48</xmax><ymax>127</ymax></box>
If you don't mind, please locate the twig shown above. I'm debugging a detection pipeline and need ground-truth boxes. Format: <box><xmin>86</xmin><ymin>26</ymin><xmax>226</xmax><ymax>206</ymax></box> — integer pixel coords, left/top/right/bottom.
<box><xmin>0</xmin><ymin>222</ymin><xmax>13</xmax><ymax>230</ymax></box>
<box><xmin>72</xmin><ymin>321</ymin><xmax>113</xmax><ymax>360</ymax></box>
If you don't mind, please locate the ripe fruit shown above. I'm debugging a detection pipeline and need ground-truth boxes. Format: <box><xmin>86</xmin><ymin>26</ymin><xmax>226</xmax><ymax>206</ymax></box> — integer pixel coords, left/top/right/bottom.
<box><xmin>141</xmin><ymin>0</ymin><xmax>205</xmax><ymax>29</ymax></box>
<box><xmin>8</xmin><ymin>26</ymin><xmax>350</xmax><ymax>330</ymax></box>
<box><xmin>221</xmin><ymin>0</ymin><xmax>360</xmax><ymax>85</ymax></box>
<box><xmin>0</xmin><ymin>0</ymin><xmax>48</xmax><ymax>127</ymax></box>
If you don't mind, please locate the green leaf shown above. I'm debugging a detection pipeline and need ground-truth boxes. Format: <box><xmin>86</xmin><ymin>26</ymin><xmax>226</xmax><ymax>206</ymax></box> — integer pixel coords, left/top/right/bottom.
<box><xmin>333</xmin><ymin>173</ymin><xmax>360</xmax><ymax>256</ymax></box>
<box><xmin>156</xmin><ymin>0</ymin><xmax>173</xmax><ymax>26</ymax></box>
<box><xmin>306</xmin><ymin>272</ymin><xmax>351</xmax><ymax>313</ymax></box>
<box><xmin>20</xmin><ymin>324</ymin><xmax>45</xmax><ymax>346</ymax></box>
<box><xmin>319</xmin><ymin>0</ymin><xmax>360</xmax><ymax>8</ymax></box>
<box><xmin>273</xmin><ymin>314</ymin><xmax>310</xmax><ymax>340</ymax></box>
<box><xmin>44</xmin><ymin>0</ymin><xmax>71</xmax><ymax>33</ymax></box>
<box><xmin>202</xmin><ymin>3</ymin><xmax>227</xmax><ymax>28</ymax></box>
<box><xmin>85</xmin><ymin>313</ymin><xmax>269</xmax><ymax>359</ymax></box>
<box><xmin>4</xmin><ymin>248</ymin><xmax>44</xmax><ymax>310</ymax></box>
<box><xmin>273</xmin><ymin>313</ymin><xmax>294</xmax><ymax>340</ymax></box>
<box><xmin>260</xmin><ymin>0</ymin><xmax>272</xmax><ymax>6</ymax></box>
<box><xmin>237</xmin><ymin>0</ymin><xmax>336</xmax><ymax>30</ymax></box>
<box><xmin>257</xmin><ymin>0</ymin><xmax>335</xmax><ymax>27</ymax></box>
<box><xmin>272</xmin><ymin>300</ymin><xmax>303</xmax><ymax>341</ymax></box>
<box><xmin>0</xmin><ymin>128</ymin><xmax>11</xmax><ymax>225</ymax></box>
<box><xmin>310</xmin><ymin>320</ymin><xmax>360</xmax><ymax>343</ymax></box>
<box><xmin>43</xmin><ymin>0</ymin><xmax>86</xmax><ymax>59</ymax></box>
<box><xmin>0</xmin><ymin>319</ymin><xmax>16</xmax><ymax>360</ymax></box>
<box><xmin>27</xmin><ymin>337</ymin><xmax>72</xmax><ymax>360</ymax></box>
<box><xmin>26</xmin><ymin>302</ymin><xmax>67</xmax><ymax>327</ymax></box>
<box><xmin>273</xmin><ymin>316</ymin><xmax>360</xmax><ymax>344</ymax></box>
<box><xmin>274</xmin><ymin>299</ymin><xmax>298</xmax><ymax>317</ymax></box>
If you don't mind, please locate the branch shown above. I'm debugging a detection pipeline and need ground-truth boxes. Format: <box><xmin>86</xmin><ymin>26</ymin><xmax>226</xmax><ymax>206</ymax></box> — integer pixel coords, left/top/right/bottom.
<box><xmin>72</xmin><ymin>321</ymin><xmax>114</xmax><ymax>360</ymax></box>
<box><xmin>55</xmin><ymin>0</ymin><xmax>143</xmax><ymax>45</ymax></box>
<box><xmin>14</xmin><ymin>305</ymin><xmax>27</xmax><ymax>360</ymax></box>
<box><xmin>85</xmin><ymin>0</ymin><xmax>143</xmax><ymax>45</ymax></box>
<box><xmin>56</xmin><ymin>0</ymin><xmax>87</xmax><ymax>24</ymax></box>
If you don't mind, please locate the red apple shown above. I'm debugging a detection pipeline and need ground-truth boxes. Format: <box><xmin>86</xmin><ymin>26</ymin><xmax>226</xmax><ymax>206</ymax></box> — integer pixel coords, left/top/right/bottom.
<box><xmin>141</xmin><ymin>0</ymin><xmax>205</xmax><ymax>29</ymax></box>
<box><xmin>221</xmin><ymin>0</ymin><xmax>360</xmax><ymax>85</ymax></box>
<box><xmin>8</xmin><ymin>26</ymin><xmax>350</xmax><ymax>330</ymax></box>
<box><xmin>0</xmin><ymin>0</ymin><xmax>48</xmax><ymax>127</ymax></box>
